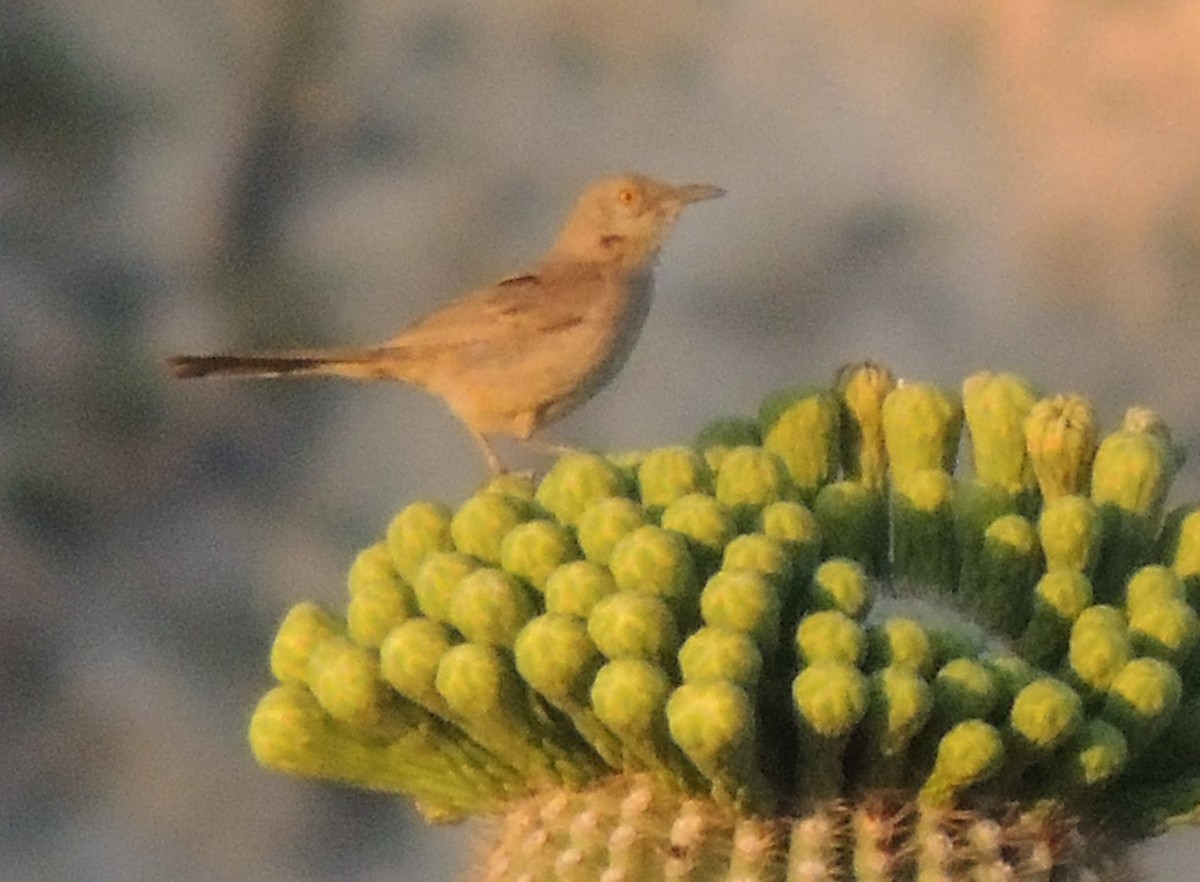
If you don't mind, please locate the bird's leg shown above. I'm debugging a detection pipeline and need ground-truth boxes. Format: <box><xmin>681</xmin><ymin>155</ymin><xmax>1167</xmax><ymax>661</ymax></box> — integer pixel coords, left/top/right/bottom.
<box><xmin>467</xmin><ymin>426</ymin><xmax>508</xmax><ymax>474</ymax></box>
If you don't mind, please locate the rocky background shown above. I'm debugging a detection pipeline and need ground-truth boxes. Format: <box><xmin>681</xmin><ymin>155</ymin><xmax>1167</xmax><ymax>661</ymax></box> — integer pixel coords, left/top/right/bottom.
<box><xmin>4</xmin><ymin>2</ymin><xmax>1200</xmax><ymax>879</ymax></box>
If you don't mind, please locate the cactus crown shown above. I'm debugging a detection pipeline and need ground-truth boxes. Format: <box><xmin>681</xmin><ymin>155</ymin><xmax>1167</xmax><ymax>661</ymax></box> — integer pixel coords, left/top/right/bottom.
<box><xmin>249</xmin><ymin>363</ymin><xmax>1200</xmax><ymax>881</ymax></box>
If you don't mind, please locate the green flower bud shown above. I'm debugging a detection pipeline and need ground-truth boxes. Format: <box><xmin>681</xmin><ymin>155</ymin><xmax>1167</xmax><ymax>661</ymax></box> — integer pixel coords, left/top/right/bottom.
<box><xmin>678</xmin><ymin>626</ymin><xmax>763</xmax><ymax>690</ymax></box>
<box><xmin>270</xmin><ymin>602</ymin><xmax>342</xmax><ymax>684</ymax></box>
<box><xmin>449</xmin><ymin>568</ymin><xmax>537</xmax><ymax>648</ymax></box>
<box><xmin>499</xmin><ymin>519</ymin><xmax>578</xmax><ymax>592</ymax></box>
<box><xmin>858</xmin><ymin>665</ymin><xmax>933</xmax><ymax>787</ymax></box>
<box><xmin>932</xmin><ymin>658</ymin><xmax>1001</xmax><ymax>727</ymax></box>
<box><xmin>959</xmin><ymin>513</ymin><xmax>1040</xmax><ymax>639</ymax></box>
<box><xmin>379</xmin><ymin>617</ymin><xmax>456</xmax><ymax>715</ymax></box>
<box><xmin>1125</xmin><ymin>564</ymin><xmax>1186</xmax><ymax>610</ymax></box>
<box><xmin>882</xmin><ymin>382</ymin><xmax>963</xmax><ymax>482</ymax></box>
<box><xmin>1158</xmin><ymin>505</ymin><xmax>1200</xmax><ymax>606</ymax></box>
<box><xmin>451</xmin><ymin>492</ymin><xmax>533</xmax><ymax>565</ymax></box>
<box><xmin>251</xmin><ymin>685</ymin><xmax>488</xmax><ymax>820</ymax></box>
<box><xmin>1014</xmin><ymin>571</ymin><xmax>1094</xmax><ymax>668</ymax></box>
<box><xmin>668</xmin><ymin>679</ymin><xmax>767</xmax><ymax>808</ymax></box>
<box><xmin>660</xmin><ymin>493</ymin><xmax>736</xmax><ymax>567</ymax></box>
<box><xmin>1103</xmin><ymin>656</ymin><xmax>1183</xmax><ymax>749</ymax></box>
<box><xmin>413</xmin><ymin>551</ymin><xmax>478</xmax><ymax>624</ymax></box>
<box><xmin>346</xmin><ymin>543</ymin><xmax>417</xmax><ymax>648</ymax></box>
<box><xmin>700</xmin><ymin>569</ymin><xmax>781</xmax><ymax>656</ymax></box>
<box><xmin>1010</xmin><ymin>678</ymin><xmax>1083</xmax><ymax>752</ymax></box>
<box><xmin>535</xmin><ymin>453</ymin><xmax>630</xmax><ymax>527</ymax></box>
<box><xmin>812</xmin><ymin>481</ymin><xmax>888</xmax><ymax>576</ymax></box>
<box><xmin>795</xmin><ymin>610</ymin><xmax>866</xmax><ymax>667</ymax></box>
<box><xmin>1058</xmin><ymin>718</ymin><xmax>1128</xmax><ymax>793</ymax></box>
<box><xmin>792</xmin><ymin>661</ymin><xmax>870</xmax><ymax>799</ymax></box>
<box><xmin>1091</xmin><ymin>416</ymin><xmax>1175</xmax><ymax>600</ymax></box>
<box><xmin>1024</xmin><ymin>394</ymin><xmax>1098</xmax><ymax>502</ymax></box>
<box><xmin>307</xmin><ymin>635</ymin><xmax>394</xmax><ymax>731</ymax></box>
<box><xmin>589</xmin><ymin>658</ymin><xmax>689</xmax><ymax>780</ymax></box>
<box><xmin>962</xmin><ymin>371</ymin><xmax>1039</xmax><ymax>498</ymax></box>
<box><xmin>637</xmin><ymin>446</ymin><xmax>713</xmax><ymax>510</ymax></box>
<box><xmin>1038</xmin><ymin>495</ymin><xmax>1100</xmax><ymax>573</ymax></box>
<box><xmin>891</xmin><ymin>469</ymin><xmax>958</xmax><ymax>592</ymax></box>
<box><xmin>1129</xmin><ymin>599</ymin><xmax>1200</xmax><ymax>668</ymax></box>
<box><xmin>760</xmin><ymin>387</ymin><xmax>841</xmax><ymax>502</ymax></box>
<box><xmin>608</xmin><ymin>525</ymin><xmax>699</xmax><ymax>612</ymax></box>
<box><xmin>918</xmin><ymin>719</ymin><xmax>1005</xmax><ymax>808</ymax></box>
<box><xmin>809</xmin><ymin>557</ymin><xmax>873</xmax><ymax>620</ymax></box>
<box><xmin>714</xmin><ymin>446</ymin><xmax>793</xmax><ymax>525</ymax></box>
<box><xmin>835</xmin><ymin>361</ymin><xmax>896</xmax><ymax>490</ymax></box>
<box><xmin>1066</xmin><ymin>606</ymin><xmax>1132</xmax><ymax>700</ymax></box>
<box><xmin>867</xmin><ymin>617</ymin><xmax>934</xmax><ymax>676</ymax></box>
<box><xmin>386</xmin><ymin>501</ymin><xmax>454</xmax><ymax>584</ymax></box>
<box><xmin>543</xmin><ymin>560</ymin><xmax>617</xmax><ymax>618</ymax></box>
<box><xmin>588</xmin><ymin>591</ymin><xmax>680</xmax><ymax>664</ymax></box>
<box><xmin>722</xmin><ymin>532</ymin><xmax>792</xmax><ymax>582</ymax></box>
<box><xmin>575</xmin><ymin>497</ymin><xmax>647</xmax><ymax>566</ymax></box>
<box><xmin>758</xmin><ymin>500</ymin><xmax>822</xmax><ymax>561</ymax></box>
<box><xmin>513</xmin><ymin>614</ymin><xmax>602</xmax><ymax>705</ymax></box>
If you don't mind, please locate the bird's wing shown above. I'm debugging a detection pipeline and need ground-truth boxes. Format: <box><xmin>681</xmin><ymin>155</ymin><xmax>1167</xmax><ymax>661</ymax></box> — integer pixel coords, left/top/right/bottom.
<box><xmin>382</xmin><ymin>267</ymin><xmax>605</xmax><ymax>354</ymax></box>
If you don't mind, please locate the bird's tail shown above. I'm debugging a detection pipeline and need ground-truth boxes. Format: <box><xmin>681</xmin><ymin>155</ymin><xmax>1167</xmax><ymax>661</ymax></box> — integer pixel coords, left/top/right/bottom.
<box><xmin>166</xmin><ymin>349</ymin><xmax>404</xmax><ymax>381</ymax></box>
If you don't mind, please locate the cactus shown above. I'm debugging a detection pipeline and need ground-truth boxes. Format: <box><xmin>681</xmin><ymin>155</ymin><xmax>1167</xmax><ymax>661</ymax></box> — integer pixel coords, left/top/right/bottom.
<box><xmin>245</xmin><ymin>364</ymin><xmax>1200</xmax><ymax>880</ymax></box>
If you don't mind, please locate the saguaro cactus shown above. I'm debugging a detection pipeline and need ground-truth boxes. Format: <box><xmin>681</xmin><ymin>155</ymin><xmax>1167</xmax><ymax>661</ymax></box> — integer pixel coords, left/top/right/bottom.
<box><xmin>249</xmin><ymin>363</ymin><xmax>1200</xmax><ymax>881</ymax></box>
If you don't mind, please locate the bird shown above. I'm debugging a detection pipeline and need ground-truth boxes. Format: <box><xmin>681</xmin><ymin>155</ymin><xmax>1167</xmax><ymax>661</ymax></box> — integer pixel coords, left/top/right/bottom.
<box><xmin>167</xmin><ymin>173</ymin><xmax>724</xmax><ymax>473</ymax></box>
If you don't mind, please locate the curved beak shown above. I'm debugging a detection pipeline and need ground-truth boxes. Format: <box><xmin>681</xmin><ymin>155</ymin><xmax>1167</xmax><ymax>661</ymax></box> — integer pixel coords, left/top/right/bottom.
<box><xmin>671</xmin><ymin>183</ymin><xmax>726</xmax><ymax>205</ymax></box>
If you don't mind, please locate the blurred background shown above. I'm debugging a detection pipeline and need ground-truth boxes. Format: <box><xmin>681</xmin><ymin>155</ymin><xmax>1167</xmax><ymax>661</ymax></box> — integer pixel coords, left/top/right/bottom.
<box><xmin>4</xmin><ymin>1</ymin><xmax>1200</xmax><ymax>879</ymax></box>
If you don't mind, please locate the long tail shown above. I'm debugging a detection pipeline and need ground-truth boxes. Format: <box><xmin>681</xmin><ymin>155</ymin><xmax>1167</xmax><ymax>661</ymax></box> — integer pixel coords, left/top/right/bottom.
<box><xmin>166</xmin><ymin>349</ymin><xmax>405</xmax><ymax>381</ymax></box>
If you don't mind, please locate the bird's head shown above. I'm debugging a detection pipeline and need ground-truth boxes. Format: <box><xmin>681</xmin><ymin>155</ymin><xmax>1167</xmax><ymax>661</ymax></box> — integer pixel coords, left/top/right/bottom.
<box><xmin>552</xmin><ymin>174</ymin><xmax>724</xmax><ymax>271</ymax></box>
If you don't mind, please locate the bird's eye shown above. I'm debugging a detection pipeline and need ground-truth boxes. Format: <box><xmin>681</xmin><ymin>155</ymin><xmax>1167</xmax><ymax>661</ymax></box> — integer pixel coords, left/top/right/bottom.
<box><xmin>617</xmin><ymin>187</ymin><xmax>637</xmax><ymax>207</ymax></box>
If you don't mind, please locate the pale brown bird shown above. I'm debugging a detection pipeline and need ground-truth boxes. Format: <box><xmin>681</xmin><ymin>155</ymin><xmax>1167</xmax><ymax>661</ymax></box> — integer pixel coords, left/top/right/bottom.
<box><xmin>167</xmin><ymin>173</ymin><xmax>724</xmax><ymax>472</ymax></box>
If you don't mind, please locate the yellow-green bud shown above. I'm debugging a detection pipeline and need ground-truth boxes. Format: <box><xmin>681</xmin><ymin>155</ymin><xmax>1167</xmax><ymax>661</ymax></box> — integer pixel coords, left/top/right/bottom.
<box><xmin>608</xmin><ymin>525</ymin><xmax>699</xmax><ymax>612</ymax></box>
<box><xmin>1009</xmin><ymin>678</ymin><xmax>1083</xmax><ymax>752</ymax></box>
<box><xmin>386</xmin><ymin>501</ymin><xmax>454</xmax><ymax>584</ymax></box>
<box><xmin>575</xmin><ymin>497</ymin><xmax>648</xmax><ymax>566</ymax></box>
<box><xmin>499</xmin><ymin>519</ymin><xmax>578</xmax><ymax>593</ymax></box>
<box><xmin>867</xmin><ymin>617</ymin><xmax>934</xmax><ymax>676</ymax></box>
<box><xmin>919</xmin><ymin>719</ymin><xmax>1005</xmax><ymax>808</ymax></box>
<box><xmin>1038</xmin><ymin>495</ymin><xmax>1100</xmax><ymax>573</ymax></box>
<box><xmin>588</xmin><ymin>591</ymin><xmax>680</xmax><ymax>664</ymax></box>
<box><xmin>962</xmin><ymin>371</ymin><xmax>1038</xmax><ymax>497</ymax></box>
<box><xmin>678</xmin><ymin>626</ymin><xmax>763</xmax><ymax>690</ymax></box>
<box><xmin>835</xmin><ymin>361</ymin><xmax>896</xmax><ymax>490</ymax></box>
<box><xmin>660</xmin><ymin>493</ymin><xmax>736</xmax><ymax>567</ymax></box>
<box><xmin>759</xmin><ymin>387</ymin><xmax>841</xmax><ymax>502</ymax></box>
<box><xmin>638</xmin><ymin>446</ymin><xmax>713</xmax><ymax>510</ymax></box>
<box><xmin>809</xmin><ymin>557</ymin><xmax>873</xmax><ymax>620</ymax></box>
<box><xmin>700</xmin><ymin>569</ymin><xmax>781</xmax><ymax>656</ymax></box>
<box><xmin>270</xmin><ymin>602</ymin><xmax>342</xmax><ymax>684</ymax></box>
<box><xmin>379</xmin><ymin>618</ymin><xmax>455</xmax><ymax>714</ymax></box>
<box><xmin>451</xmin><ymin>492</ymin><xmax>533</xmax><ymax>565</ymax></box>
<box><xmin>1024</xmin><ymin>395</ymin><xmax>1098</xmax><ymax>501</ymax></box>
<box><xmin>346</xmin><ymin>543</ymin><xmax>417</xmax><ymax>648</ymax></box>
<box><xmin>513</xmin><ymin>614</ymin><xmax>602</xmax><ymax>704</ymax></box>
<box><xmin>535</xmin><ymin>453</ymin><xmax>630</xmax><ymax>527</ymax></box>
<box><xmin>714</xmin><ymin>446</ymin><xmax>793</xmax><ymax>525</ymax></box>
<box><xmin>449</xmin><ymin>568</ymin><xmax>537</xmax><ymax>648</ymax></box>
<box><xmin>795</xmin><ymin>610</ymin><xmax>866</xmax><ymax>667</ymax></box>
<box><xmin>881</xmin><ymin>382</ymin><xmax>962</xmax><ymax>482</ymax></box>
<box><xmin>543</xmin><ymin>560</ymin><xmax>617</xmax><ymax>618</ymax></box>
<box><xmin>413</xmin><ymin>551</ymin><xmax>478</xmax><ymax>624</ymax></box>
